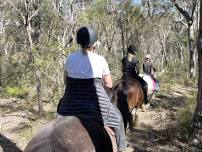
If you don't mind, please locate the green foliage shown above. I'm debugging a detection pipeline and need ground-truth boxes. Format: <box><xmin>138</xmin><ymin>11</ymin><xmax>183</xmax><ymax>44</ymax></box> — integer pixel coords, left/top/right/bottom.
<box><xmin>0</xmin><ymin>0</ymin><xmax>199</xmax><ymax>115</ymax></box>
<box><xmin>158</xmin><ymin>65</ymin><xmax>197</xmax><ymax>91</ymax></box>
<box><xmin>176</xmin><ymin>95</ymin><xmax>197</xmax><ymax>142</ymax></box>
<box><xmin>6</xmin><ymin>86</ymin><xmax>29</xmax><ymax>98</ymax></box>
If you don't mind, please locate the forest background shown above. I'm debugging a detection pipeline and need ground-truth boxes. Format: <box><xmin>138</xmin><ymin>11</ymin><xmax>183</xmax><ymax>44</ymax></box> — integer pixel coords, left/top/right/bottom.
<box><xmin>1</xmin><ymin>0</ymin><xmax>202</xmax><ymax>151</ymax></box>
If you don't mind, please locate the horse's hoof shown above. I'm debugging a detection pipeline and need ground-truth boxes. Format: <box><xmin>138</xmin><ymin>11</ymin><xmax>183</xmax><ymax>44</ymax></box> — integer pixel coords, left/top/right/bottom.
<box><xmin>129</xmin><ymin>126</ymin><xmax>138</xmax><ymax>132</ymax></box>
<box><xmin>126</xmin><ymin>128</ymin><xmax>131</xmax><ymax>135</ymax></box>
<box><xmin>120</xmin><ymin>146</ymin><xmax>134</xmax><ymax>152</ymax></box>
<box><xmin>141</xmin><ymin>103</ymin><xmax>150</xmax><ymax>112</ymax></box>
<box><xmin>141</xmin><ymin>107</ymin><xmax>146</xmax><ymax>112</ymax></box>
<box><xmin>141</xmin><ymin>104</ymin><xmax>146</xmax><ymax>112</ymax></box>
<box><xmin>128</xmin><ymin>126</ymin><xmax>133</xmax><ymax>132</ymax></box>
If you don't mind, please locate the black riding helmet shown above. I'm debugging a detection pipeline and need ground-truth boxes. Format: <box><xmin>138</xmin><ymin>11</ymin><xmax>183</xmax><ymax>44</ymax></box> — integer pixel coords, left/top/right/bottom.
<box><xmin>77</xmin><ymin>27</ymin><xmax>98</xmax><ymax>48</ymax></box>
<box><xmin>127</xmin><ymin>45</ymin><xmax>137</xmax><ymax>55</ymax></box>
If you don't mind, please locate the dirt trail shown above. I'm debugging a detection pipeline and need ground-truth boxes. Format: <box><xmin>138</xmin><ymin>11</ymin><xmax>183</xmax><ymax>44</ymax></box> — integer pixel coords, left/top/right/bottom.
<box><xmin>0</xmin><ymin>87</ymin><xmax>198</xmax><ymax>152</ymax></box>
<box><xmin>128</xmin><ymin>87</ymin><xmax>197</xmax><ymax>152</ymax></box>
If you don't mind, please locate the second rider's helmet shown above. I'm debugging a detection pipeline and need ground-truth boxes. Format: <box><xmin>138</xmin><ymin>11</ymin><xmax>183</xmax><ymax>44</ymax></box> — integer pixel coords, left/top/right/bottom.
<box><xmin>127</xmin><ymin>45</ymin><xmax>137</xmax><ymax>55</ymax></box>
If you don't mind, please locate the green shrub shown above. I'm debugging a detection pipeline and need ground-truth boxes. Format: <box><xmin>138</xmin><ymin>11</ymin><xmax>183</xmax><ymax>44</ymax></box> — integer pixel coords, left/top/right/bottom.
<box><xmin>176</xmin><ymin>95</ymin><xmax>197</xmax><ymax>142</ymax></box>
<box><xmin>6</xmin><ymin>86</ymin><xmax>29</xmax><ymax>98</ymax></box>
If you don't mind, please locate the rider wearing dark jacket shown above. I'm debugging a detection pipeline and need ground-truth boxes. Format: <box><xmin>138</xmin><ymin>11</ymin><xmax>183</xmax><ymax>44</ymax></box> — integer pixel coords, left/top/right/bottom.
<box><xmin>122</xmin><ymin>45</ymin><xmax>148</xmax><ymax>103</ymax></box>
<box><xmin>143</xmin><ymin>54</ymin><xmax>156</xmax><ymax>81</ymax></box>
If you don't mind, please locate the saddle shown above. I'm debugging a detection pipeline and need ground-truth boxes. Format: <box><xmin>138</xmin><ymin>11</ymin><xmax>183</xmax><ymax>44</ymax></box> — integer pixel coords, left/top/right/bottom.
<box><xmin>104</xmin><ymin>126</ymin><xmax>117</xmax><ymax>152</ymax></box>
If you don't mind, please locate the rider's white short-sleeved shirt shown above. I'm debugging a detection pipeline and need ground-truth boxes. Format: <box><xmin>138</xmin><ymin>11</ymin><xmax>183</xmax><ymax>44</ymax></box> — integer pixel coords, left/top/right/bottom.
<box><xmin>64</xmin><ymin>49</ymin><xmax>110</xmax><ymax>79</ymax></box>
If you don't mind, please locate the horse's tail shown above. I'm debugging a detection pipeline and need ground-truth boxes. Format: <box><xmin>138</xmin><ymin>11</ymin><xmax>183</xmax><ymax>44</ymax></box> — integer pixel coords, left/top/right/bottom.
<box><xmin>117</xmin><ymin>81</ymin><xmax>127</xmax><ymax>103</ymax></box>
<box><xmin>119</xmin><ymin>80</ymin><xmax>128</xmax><ymax>99</ymax></box>
<box><xmin>115</xmin><ymin>80</ymin><xmax>131</xmax><ymax>129</ymax></box>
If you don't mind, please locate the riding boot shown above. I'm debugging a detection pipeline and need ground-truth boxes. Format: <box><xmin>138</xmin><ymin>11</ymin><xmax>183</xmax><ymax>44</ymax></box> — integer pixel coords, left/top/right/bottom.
<box><xmin>144</xmin><ymin>90</ymin><xmax>148</xmax><ymax>104</ymax></box>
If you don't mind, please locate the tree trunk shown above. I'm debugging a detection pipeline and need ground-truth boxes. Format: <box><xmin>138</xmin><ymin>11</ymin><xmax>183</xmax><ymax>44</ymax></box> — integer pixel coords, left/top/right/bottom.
<box><xmin>33</xmin><ymin>0</ymin><xmax>43</xmax><ymax>116</ymax></box>
<box><xmin>179</xmin><ymin>43</ymin><xmax>184</xmax><ymax>64</ymax></box>
<box><xmin>121</xmin><ymin>26</ymin><xmax>126</xmax><ymax>57</ymax></box>
<box><xmin>0</xmin><ymin>52</ymin><xmax>2</xmax><ymax>86</ymax></box>
<box><xmin>188</xmin><ymin>25</ymin><xmax>196</xmax><ymax>78</ymax></box>
<box><xmin>192</xmin><ymin>0</ymin><xmax>202</xmax><ymax>148</ymax></box>
<box><xmin>159</xmin><ymin>32</ymin><xmax>167</xmax><ymax>70</ymax></box>
<box><xmin>171</xmin><ymin>1</ymin><xmax>197</xmax><ymax>78</ymax></box>
<box><xmin>36</xmin><ymin>68</ymin><xmax>43</xmax><ymax>116</ymax></box>
<box><xmin>26</xmin><ymin>22</ymin><xmax>34</xmax><ymax>61</ymax></box>
<box><xmin>0</xmin><ymin>12</ymin><xmax>3</xmax><ymax>86</ymax></box>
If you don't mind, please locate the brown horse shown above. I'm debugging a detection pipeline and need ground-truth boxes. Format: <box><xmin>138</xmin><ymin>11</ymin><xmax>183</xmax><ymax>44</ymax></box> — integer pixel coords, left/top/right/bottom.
<box><xmin>24</xmin><ymin>116</ymin><xmax>114</xmax><ymax>152</ymax></box>
<box><xmin>113</xmin><ymin>78</ymin><xmax>145</xmax><ymax>129</ymax></box>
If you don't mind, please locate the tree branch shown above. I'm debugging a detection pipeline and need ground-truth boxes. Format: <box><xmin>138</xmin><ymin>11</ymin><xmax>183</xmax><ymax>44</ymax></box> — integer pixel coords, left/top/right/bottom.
<box><xmin>0</xmin><ymin>1</ymin><xmax>7</xmax><ymax>9</ymax></box>
<box><xmin>174</xmin><ymin>18</ymin><xmax>188</xmax><ymax>28</ymax></box>
<box><xmin>171</xmin><ymin>0</ymin><xmax>192</xmax><ymax>24</ymax></box>
<box><xmin>49</xmin><ymin>1</ymin><xmax>75</xmax><ymax>25</ymax></box>
<box><xmin>6</xmin><ymin>0</ymin><xmax>26</xmax><ymax>25</ymax></box>
<box><xmin>27</xmin><ymin>9</ymin><xmax>39</xmax><ymax>23</ymax></box>
<box><xmin>191</xmin><ymin>0</ymin><xmax>197</xmax><ymax>19</ymax></box>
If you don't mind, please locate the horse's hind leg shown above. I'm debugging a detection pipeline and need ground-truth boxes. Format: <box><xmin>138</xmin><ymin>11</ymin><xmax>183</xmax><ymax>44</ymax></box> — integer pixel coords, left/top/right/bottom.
<box><xmin>131</xmin><ymin>108</ymin><xmax>139</xmax><ymax>128</ymax></box>
<box><xmin>141</xmin><ymin>104</ymin><xmax>146</xmax><ymax>112</ymax></box>
<box><xmin>141</xmin><ymin>102</ymin><xmax>150</xmax><ymax>112</ymax></box>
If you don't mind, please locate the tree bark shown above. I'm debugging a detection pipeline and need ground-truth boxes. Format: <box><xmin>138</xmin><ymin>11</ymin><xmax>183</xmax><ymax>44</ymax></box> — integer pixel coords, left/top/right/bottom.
<box><xmin>32</xmin><ymin>0</ymin><xmax>43</xmax><ymax>116</ymax></box>
<box><xmin>0</xmin><ymin>52</ymin><xmax>2</xmax><ymax>86</ymax></box>
<box><xmin>188</xmin><ymin>25</ymin><xmax>196</xmax><ymax>78</ymax></box>
<box><xmin>192</xmin><ymin>0</ymin><xmax>202</xmax><ymax>148</ymax></box>
<box><xmin>36</xmin><ymin>68</ymin><xmax>43</xmax><ymax>116</ymax></box>
<box><xmin>121</xmin><ymin>25</ymin><xmax>126</xmax><ymax>56</ymax></box>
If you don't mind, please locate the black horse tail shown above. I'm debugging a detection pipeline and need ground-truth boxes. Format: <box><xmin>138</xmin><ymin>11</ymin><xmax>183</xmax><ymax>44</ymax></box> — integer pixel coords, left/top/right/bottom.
<box><xmin>116</xmin><ymin>80</ymin><xmax>132</xmax><ymax>130</ymax></box>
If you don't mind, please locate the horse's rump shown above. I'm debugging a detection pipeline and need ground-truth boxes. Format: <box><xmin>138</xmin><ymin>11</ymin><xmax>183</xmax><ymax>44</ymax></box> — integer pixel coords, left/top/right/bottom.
<box><xmin>24</xmin><ymin>116</ymin><xmax>113</xmax><ymax>152</ymax></box>
<box><xmin>113</xmin><ymin>78</ymin><xmax>144</xmax><ymax>129</ymax></box>
<box><xmin>113</xmin><ymin>78</ymin><xmax>144</xmax><ymax>111</ymax></box>
<box><xmin>139</xmin><ymin>74</ymin><xmax>155</xmax><ymax>93</ymax></box>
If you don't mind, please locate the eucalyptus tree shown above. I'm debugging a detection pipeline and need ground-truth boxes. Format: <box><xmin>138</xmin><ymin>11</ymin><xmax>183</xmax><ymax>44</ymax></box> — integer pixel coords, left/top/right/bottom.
<box><xmin>171</xmin><ymin>0</ymin><xmax>198</xmax><ymax>78</ymax></box>
<box><xmin>192</xmin><ymin>0</ymin><xmax>202</xmax><ymax>148</ymax></box>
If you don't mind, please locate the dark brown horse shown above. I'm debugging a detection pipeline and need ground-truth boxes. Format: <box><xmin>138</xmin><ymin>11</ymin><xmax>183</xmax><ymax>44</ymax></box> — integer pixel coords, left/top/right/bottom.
<box><xmin>24</xmin><ymin>89</ymin><xmax>121</xmax><ymax>152</ymax></box>
<box><xmin>24</xmin><ymin>116</ymin><xmax>114</xmax><ymax>152</ymax></box>
<box><xmin>113</xmin><ymin>78</ymin><xmax>145</xmax><ymax>129</ymax></box>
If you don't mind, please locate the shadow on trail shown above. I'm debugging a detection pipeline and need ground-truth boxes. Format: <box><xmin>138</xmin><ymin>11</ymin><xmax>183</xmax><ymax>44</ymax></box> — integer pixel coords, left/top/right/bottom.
<box><xmin>0</xmin><ymin>99</ymin><xmax>27</xmax><ymax>115</ymax></box>
<box><xmin>126</xmin><ymin>88</ymin><xmax>197</xmax><ymax>152</ymax></box>
<box><xmin>150</xmin><ymin>93</ymin><xmax>188</xmax><ymax>111</ymax></box>
<box><xmin>128</xmin><ymin>121</ymin><xmax>196</xmax><ymax>152</ymax></box>
<box><xmin>128</xmin><ymin>128</ymin><xmax>161</xmax><ymax>152</ymax></box>
<box><xmin>0</xmin><ymin>134</ymin><xmax>22</xmax><ymax>152</ymax></box>
<box><xmin>128</xmin><ymin>126</ymin><xmax>184</xmax><ymax>152</ymax></box>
